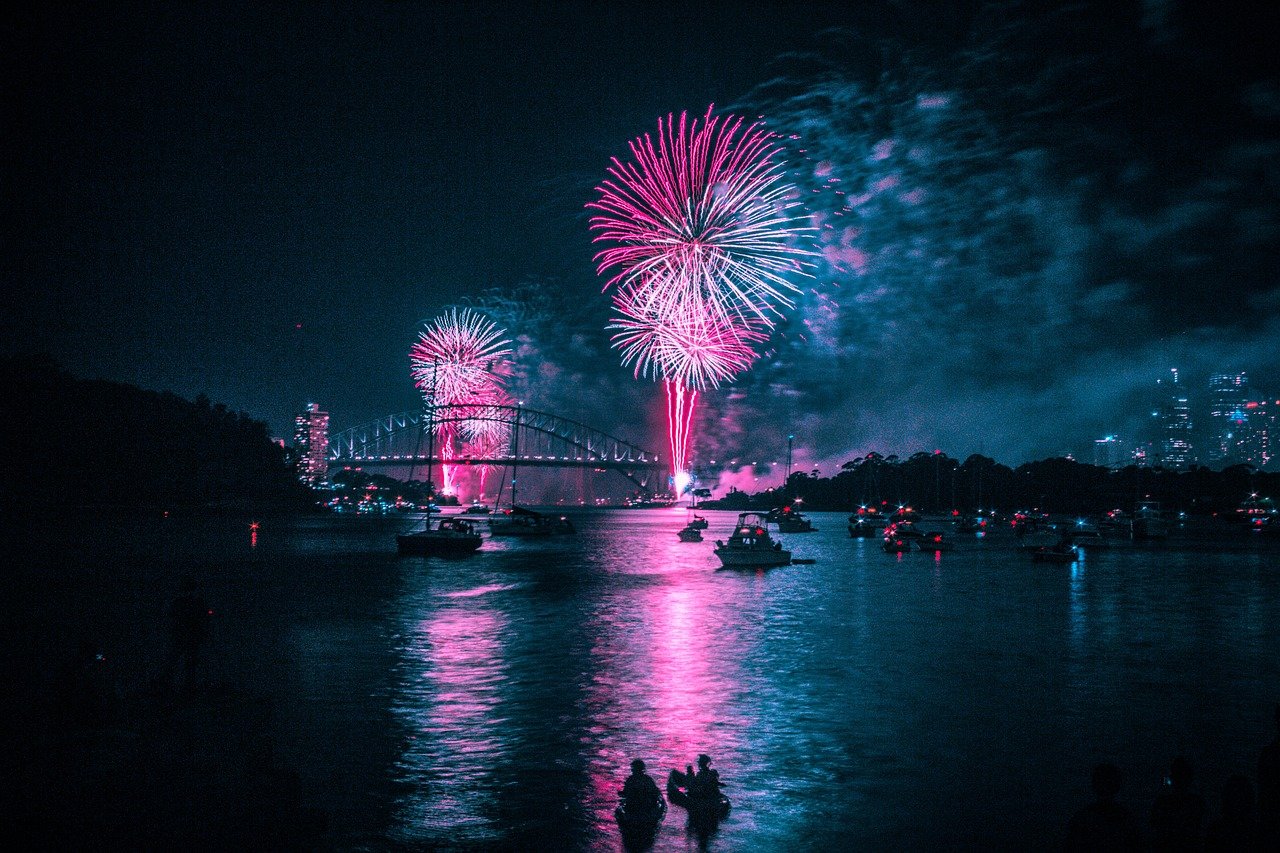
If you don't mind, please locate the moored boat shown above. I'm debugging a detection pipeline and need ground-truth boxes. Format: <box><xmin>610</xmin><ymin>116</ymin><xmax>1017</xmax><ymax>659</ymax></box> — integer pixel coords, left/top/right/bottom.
<box><xmin>678</xmin><ymin>524</ymin><xmax>703</xmax><ymax>542</ymax></box>
<box><xmin>769</xmin><ymin>504</ymin><xmax>816</xmax><ymax>532</ymax></box>
<box><xmin>915</xmin><ymin>531</ymin><xmax>953</xmax><ymax>552</ymax></box>
<box><xmin>714</xmin><ymin>513</ymin><xmax>791</xmax><ymax>568</ymax></box>
<box><xmin>1031</xmin><ymin>543</ymin><xmax>1078</xmax><ymax>563</ymax></box>
<box><xmin>1132</xmin><ymin>500</ymin><xmax>1169</xmax><ymax>541</ymax></box>
<box><xmin>847</xmin><ymin>515</ymin><xmax>879</xmax><ymax>538</ymax></box>
<box><xmin>488</xmin><ymin>506</ymin><xmax>576</xmax><ymax>537</ymax></box>
<box><xmin>396</xmin><ymin>517</ymin><xmax>483</xmax><ymax>556</ymax></box>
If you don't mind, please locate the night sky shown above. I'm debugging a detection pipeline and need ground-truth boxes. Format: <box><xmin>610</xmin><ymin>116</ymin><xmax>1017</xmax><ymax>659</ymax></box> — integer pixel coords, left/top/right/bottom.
<box><xmin>5</xmin><ymin>1</ymin><xmax>1278</xmax><ymax>472</ymax></box>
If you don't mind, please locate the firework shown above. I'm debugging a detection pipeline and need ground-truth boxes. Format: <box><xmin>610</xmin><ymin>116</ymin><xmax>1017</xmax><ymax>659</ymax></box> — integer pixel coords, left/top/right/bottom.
<box><xmin>590</xmin><ymin>106</ymin><xmax>812</xmax><ymax>487</ymax></box>
<box><xmin>589</xmin><ymin>106</ymin><xmax>812</xmax><ymax>324</ymax></box>
<box><xmin>409</xmin><ymin>308</ymin><xmax>513</xmax><ymax>494</ymax></box>
<box><xmin>610</xmin><ymin>279</ymin><xmax>766</xmax><ymax>389</ymax></box>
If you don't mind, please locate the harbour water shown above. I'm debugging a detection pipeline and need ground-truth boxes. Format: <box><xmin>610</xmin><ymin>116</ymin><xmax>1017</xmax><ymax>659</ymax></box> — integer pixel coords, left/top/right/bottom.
<box><xmin>13</xmin><ymin>509</ymin><xmax>1280</xmax><ymax>849</ymax></box>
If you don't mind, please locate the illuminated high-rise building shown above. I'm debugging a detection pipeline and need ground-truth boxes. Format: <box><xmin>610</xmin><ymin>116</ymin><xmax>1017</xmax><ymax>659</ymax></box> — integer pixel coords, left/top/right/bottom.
<box><xmin>1255</xmin><ymin>398</ymin><xmax>1277</xmax><ymax>470</ymax></box>
<box><xmin>1206</xmin><ymin>373</ymin><xmax>1249</xmax><ymax>466</ymax></box>
<box><xmin>293</xmin><ymin>403</ymin><xmax>330</xmax><ymax>485</ymax></box>
<box><xmin>1092</xmin><ymin>435</ymin><xmax>1128</xmax><ymax>468</ymax></box>
<box><xmin>1152</xmin><ymin>369</ymin><xmax>1193</xmax><ymax>469</ymax></box>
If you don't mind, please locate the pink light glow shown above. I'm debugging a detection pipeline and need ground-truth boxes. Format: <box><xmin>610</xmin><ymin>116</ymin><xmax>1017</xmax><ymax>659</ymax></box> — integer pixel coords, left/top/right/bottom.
<box><xmin>589</xmin><ymin>106</ymin><xmax>813</xmax><ymax>483</ymax></box>
<box><xmin>409</xmin><ymin>308</ymin><xmax>513</xmax><ymax>499</ymax></box>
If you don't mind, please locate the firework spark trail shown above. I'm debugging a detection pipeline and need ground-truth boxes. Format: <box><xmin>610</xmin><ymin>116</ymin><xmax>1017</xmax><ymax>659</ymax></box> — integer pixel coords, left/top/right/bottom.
<box><xmin>590</xmin><ymin>106</ymin><xmax>813</xmax><ymax>487</ymax></box>
<box><xmin>610</xmin><ymin>279</ymin><xmax>766</xmax><ymax>389</ymax></box>
<box><xmin>409</xmin><ymin>308</ymin><xmax>513</xmax><ymax>496</ymax></box>
<box><xmin>590</xmin><ymin>107</ymin><xmax>813</xmax><ymax>325</ymax></box>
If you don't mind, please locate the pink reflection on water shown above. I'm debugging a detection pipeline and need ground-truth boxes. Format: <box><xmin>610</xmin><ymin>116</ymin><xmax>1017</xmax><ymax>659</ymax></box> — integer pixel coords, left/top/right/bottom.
<box><xmin>581</xmin><ymin>563</ymin><xmax>761</xmax><ymax>840</ymax></box>
<box><xmin>393</xmin><ymin>603</ymin><xmax>507</xmax><ymax>843</ymax></box>
<box><xmin>648</xmin><ymin>584</ymin><xmax>720</xmax><ymax>759</ymax></box>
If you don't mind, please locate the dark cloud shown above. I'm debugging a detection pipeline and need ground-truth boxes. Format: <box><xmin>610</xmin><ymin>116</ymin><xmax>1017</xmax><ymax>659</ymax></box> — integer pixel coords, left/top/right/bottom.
<box><xmin>690</xmin><ymin>1</ymin><xmax>1280</xmax><ymax>472</ymax></box>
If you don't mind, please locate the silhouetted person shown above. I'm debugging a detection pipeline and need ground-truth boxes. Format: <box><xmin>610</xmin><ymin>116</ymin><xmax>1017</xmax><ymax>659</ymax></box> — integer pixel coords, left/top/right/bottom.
<box><xmin>1064</xmin><ymin>763</ymin><xmax>1143</xmax><ymax>852</ymax></box>
<box><xmin>164</xmin><ymin>576</ymin><xmax>212</xmax><ymax>693</ymax></box>
<box><xmin>1204</xmin><ymin>774</ymin><xmax>1257</xmax><ymax>852</ymax></box>
<box><xmin>1149</xmin><ymin>756</ymin><xmax>1204</xmax><ymax>852</ymax></box>
<box><xmin>1259</xmin><ymin>703</ymin><xmax>1280</xmax><ymax>849</ymax></box>
<box><xmin>690</xmin><ymin>754</ymin><xmax>722</xmax><ymax>801</ymax></box>
<box><xmin>621</xmin><ymin>759</ymin><xmax>663</xmax><ymax>815</ymax></box>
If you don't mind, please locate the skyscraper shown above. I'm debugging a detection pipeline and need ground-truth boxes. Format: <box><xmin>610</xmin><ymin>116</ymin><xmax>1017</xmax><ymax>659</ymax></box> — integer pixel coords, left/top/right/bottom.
<box><xmin>293</xmin><ymin>403</ymin><xmax>330</xmax><ymax>485</ymax></box>
<box><xmin>1092</xmin><ymin>435</ymin><xmax>1128</xmax><ymax>468</ymax></box>
<box><xmin>1153</xmin><ymin>369</ymin><xmax>1193</xmax><ymax>469</ymax></box>
<box><xmin>1206</xmin><ymin>373</ymin><xmax>1249</xmax><ymax>466</ymax></box>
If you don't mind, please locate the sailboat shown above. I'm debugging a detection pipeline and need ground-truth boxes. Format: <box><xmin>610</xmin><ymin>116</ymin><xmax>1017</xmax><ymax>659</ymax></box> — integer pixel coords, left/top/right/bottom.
<box><xmin>488</xmin><ymin>403</ymin><xmax>575</xmax><ymax>536</ymax></box>
<box><xmin>397</xmin><ymin>373</ymin><xmax>483</xmax><ymax>556</ymax></box>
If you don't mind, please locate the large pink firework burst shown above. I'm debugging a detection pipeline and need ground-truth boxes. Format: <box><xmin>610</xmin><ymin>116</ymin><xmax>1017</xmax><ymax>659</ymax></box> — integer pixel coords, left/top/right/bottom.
<box><xmin>409</xmin><ymin>308</ymin><xmax>512</xmax><ymax>495</ymax></box>
<box><xmin>589</xmin><ymin>106</ymin><xmax>813</xmax><ymax>489</ymax></box>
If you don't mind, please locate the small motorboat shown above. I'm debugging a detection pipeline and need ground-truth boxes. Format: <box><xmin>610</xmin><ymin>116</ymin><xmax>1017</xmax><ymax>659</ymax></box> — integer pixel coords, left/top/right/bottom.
<box><xmin>462</xmin><ymin>503</ymin><xmax>491</xmax><ymax>515</ymax></box>
<box><xmin>1031</xmin><ymin>543</ymin><xmax>1078</xmax><ymax>563</ymax></box>
<box><xmin>769</xmin><ymin>504</ymin><xmax>816</xmax><ymax>532</ymax></box>
<box><xmin>687</xmin><ymin>513</ymin><xmax>709</xmax><ymax>530</ymax></box>
<box><xmin>882</xmin><ymin>535</ymin><xmax>912</xmax><ymax>553</ymax></box>
<box><xmin>881</xmin><ymin>521</ymin><xmax>923</xmax><ymax>553</ymax></box>
<box><xmin>847</xmin><ymin>516</ymin><xmax>879</xmax><ymax>538</ymax></box>
<box><xmin>916</xmin><ymin>531</ymin><xmax>953</xmax><ymax>552</ymax></box>
<box><xmin>1016</xmin><ymin>530</ymin><xmax>1060</xmax><ymax>553</ymax></box>
<box><xmin>678</xmin><ymin>524</ymin><xmax>704</xmax><ymax>542</ymax></box>
<box><xmin>615</xmin><ymin>792</ymin><xmax>666</xmax><ymax>837</ymax></box>
<box><xmin>666</xmin><ymin>768</ymin><xmax>731</xmax><ymax>819</ymax></box>
<box><xmin>488</xmin><ymin>506</ymin><xmax>576</xmax><ymax>536</ymax></box>
<box><xmin>714</xmin><ymin>513</ymin><xmax>791</xmax><ymax>568</ymax></box>
<box><xmin>396</xmin><ymin>517</ymin><xmax>483</xmax><ymax>556</ymax></box>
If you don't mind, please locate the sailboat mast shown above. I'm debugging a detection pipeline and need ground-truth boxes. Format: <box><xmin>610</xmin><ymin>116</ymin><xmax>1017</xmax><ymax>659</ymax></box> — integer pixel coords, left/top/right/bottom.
<box><xmin>510</xmin><ymin>401</ymin><xmax>521</xmax><ymax>509</ymax></box>
<box><xmin>425</xmin><ymin>364</ymin><xmax>437</xmax><ymax>520</ymax></box>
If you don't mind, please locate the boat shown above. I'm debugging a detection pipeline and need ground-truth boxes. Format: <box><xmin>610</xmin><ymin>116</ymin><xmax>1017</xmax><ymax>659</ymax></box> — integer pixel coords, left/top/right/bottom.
<box><xmin>1016</xmin><ymin>530</ymin><xmax>1060</xmax><ymax>552</ymax></box>
<box><xmin>1068</xmin><ymin>529</ymin><xmax>1112</xmax><ymax>550</ymax></box>
<box><xmin>461</xmin><ymin>503</ymin><xmax>491</xmax><ymax>515</ymax></box>
<box><xmin>678</xmin><ymin>524</ymin><xmax>704</xmax><ymax>542</ymax></box>
<box><xmin>614</xmin><ymin>792</ymin><xmax>666</xmax><ymax>838</ymax></box>
<box><xmin>488</xmin><ymin>415</ymin><xmax>575</xmax><ymax>536</ymax></box>
<box><xmin>665</xmin><ymin>768</ymin><xmax>731</xmax><ymax>819</ymax></box>
<box><xmin>488</xmin><ymin>505</ymin><xmax>576</xmax><ymax>537</ymax></box>
<box><xmin>396</xmin><ymin>516</ymin><xmax>483</xmax><ymax>555</ymax></box>
<box><xmin>882</xmin><ymin>520</ymin><xmax>923</xmax><ymax>545</ymax></box>
<box><xmin>396</xmin><ymin>377</ymin><xmax>482</xmax><ymax>556</ymax></box>
<box><xmin>1132</xmin><ymin>500</ymin><xmax>1169</xmax><ymax>541</ymax></box>
<box><xmin>847</xmin><ymin>516</ymin><xmax>879</xmax><ymax>538</ymax></box>
<box><xmin>770</xmin><ymin>504</ymin><xmax>816</xmax><ymax>532</ymax></box>
<box><xmin>686</xmin><ymin>513</ymin><xmax>709</xmax><ymax>530</ymax></box>
<box><xmin>882</xmin><ymin>533</ymin><xmax>913</xmax><ymax>553</ymax></box>
<box><xmin>1031</xmin><ymin>543</ymin><xmax>1078</xmax><ymax>563</ymax></box>
<box><xmin>915</xmin><ymin>531</ymin><xmax>953</xmax><ymax>552</ymax></box>
<box><xmin>713</xmin><ymin>513</ymin><xmax>791</xmax><ymax>568</ymax></box>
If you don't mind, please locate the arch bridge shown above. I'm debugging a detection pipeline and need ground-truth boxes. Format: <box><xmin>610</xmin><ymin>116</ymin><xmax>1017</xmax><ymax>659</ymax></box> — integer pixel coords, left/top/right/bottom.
<box><xmin>328</xmin><ymin>404</ymin><xmax>665</xmax><ymax>488</ymax></box>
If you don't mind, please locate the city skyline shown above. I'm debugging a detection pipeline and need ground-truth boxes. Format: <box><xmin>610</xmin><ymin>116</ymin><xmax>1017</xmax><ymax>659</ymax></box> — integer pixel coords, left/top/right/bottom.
<box><xmin>6</xmin><ymin>2</ymin><xmax>1278</xmax><ymax>474</ymax></box>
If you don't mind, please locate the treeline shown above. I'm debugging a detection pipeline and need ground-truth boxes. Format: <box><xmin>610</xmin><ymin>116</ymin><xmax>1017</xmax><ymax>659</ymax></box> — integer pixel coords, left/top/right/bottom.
<box><xmin>2</xmin><ymin>355</ymin><xmax>314</xmax><ymax>512</ymax></box>
<box><xmin>706</xmin><ymin>451</ymin><xmax>1277</xmax><ymax>516</ymax></box>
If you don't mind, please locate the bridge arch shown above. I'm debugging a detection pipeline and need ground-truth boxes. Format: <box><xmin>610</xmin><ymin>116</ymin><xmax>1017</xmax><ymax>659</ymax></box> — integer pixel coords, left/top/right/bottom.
<box><xmin>327</xmin><ymin>404</ymin><xmax>665</xmax><ymax>488</ymax></box>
